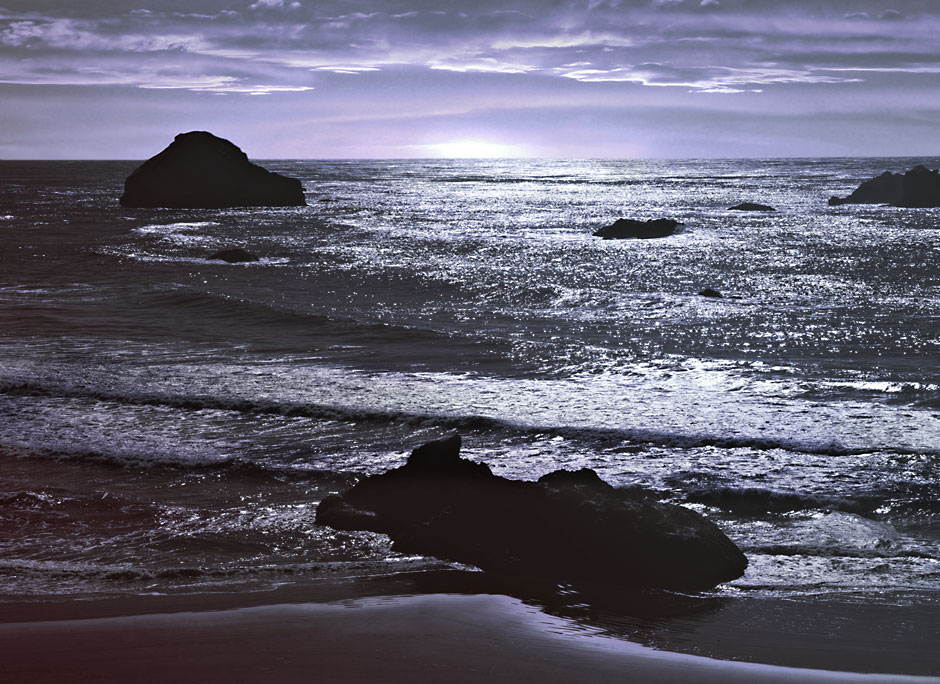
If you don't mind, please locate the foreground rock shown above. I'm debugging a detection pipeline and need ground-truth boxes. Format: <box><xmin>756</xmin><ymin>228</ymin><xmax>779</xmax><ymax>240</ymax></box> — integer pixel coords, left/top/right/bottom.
<box><xmin>316</xmin><ymin>435</ymin><xmax>747</xmax><ymax>591</ymax></box>
<box><xmin>729</xmin><ymin>202</ymin><xmax>776</xmax><ymax>211</ymax></box>
<box><xmin>829</xmin><ymin>165</ymin><xmax>940</xmax><ymax>207</ymax></box>
<box><xmin>207</xmin><ymin>248</ymin><xmax>259</xmax><ymax>263</ymax></box>
<box><xmin>593</xmin><ymin>218</ymin><xmax>681</xmax><ymax>239</ymax></box>
<box><xmin>120</xmin><ymin>131</ymin><xmax>307</xmax><ymax>208</ymax></box>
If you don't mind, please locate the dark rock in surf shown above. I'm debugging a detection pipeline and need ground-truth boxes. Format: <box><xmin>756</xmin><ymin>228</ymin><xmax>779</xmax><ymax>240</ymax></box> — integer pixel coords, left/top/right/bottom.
<box><xmin>828</xmin><ymin>165</ymin><xmax>940</xmax><ymax>207</ymax></box>
<box><xmin>207</xmin><ymin>248</ymin><xmax>259</xmax><ymax>263</ymax></box>
<box><xmin>316</xmin><ymin>434</ymin><xmax>748</xmax><ymax>591</ymax></box>
<box><xmin>593</xmin><ymin>218</ymin><xmax>682</xmax><ymax>240</ymax></box>
<box><xmin>698</xmin><ymin>288</ymin><xmax>723</xmax><ymax>298</ymax></box>
<box><xmin>120</xmin><ymin>131</ymin><xmax>307</xmax><ymax>208</ymax></box>
<box><xmin>828</xmin><ymin>170</ymin><xmax>903</xmax><ymax>206</ymax></box>
<box><xmin>729</xmin><ymin>202</ymin><xmax>776</xmax><ymax>212</ymax></box>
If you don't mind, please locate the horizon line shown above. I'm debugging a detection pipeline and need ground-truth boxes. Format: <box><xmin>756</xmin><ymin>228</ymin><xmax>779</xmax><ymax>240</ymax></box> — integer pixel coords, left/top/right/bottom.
<box><xmin>2</xmin><ymin>154</ymin><xmax>940</xmax><ymax>162</ymax></box>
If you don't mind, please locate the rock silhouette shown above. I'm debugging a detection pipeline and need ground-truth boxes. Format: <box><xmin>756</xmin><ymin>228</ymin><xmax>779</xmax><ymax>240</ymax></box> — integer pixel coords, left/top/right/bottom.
<box><xmin>729</xmin><ymin>202</ymin><xmax>776</xmax><ymax>211</ymax></box>
<box><xmin>120</xmin><ymin>131</ymin><xmax>307</xmax><ymax>208</ymax></box>
<box><xmin>316</xmin><ymin>434</ymin><xmax>748</xmax><ymax>591</ymax></box>
<box><xmin>829</xmin><ymin>165</ymin><xmax>940</xmax><ymax>207</ymax></box>
<box><xmin>207</xmin><ymin>248</ymin><xmax>259</xmax><ymax>263</ymax></box>
<box><xmin>593</xmin><ymin>218</ymin><xmax>681</xmax><ymax>240</ymax></box>
<box><xmin>698</xmin><ymin>288</ymin><xmax>723</xmax><ymax>298</ymax></box>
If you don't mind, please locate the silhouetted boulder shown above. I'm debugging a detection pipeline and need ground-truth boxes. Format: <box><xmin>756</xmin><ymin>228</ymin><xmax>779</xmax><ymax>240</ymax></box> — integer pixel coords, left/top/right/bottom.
<box><xmin>316</xmin><ymin>434</ymin><xmax>748</xmax><ymax>592</ymax></box>
<box><xmin>593</xmin><ymin>218</ymin><xmax>681</xmax><ymax>240</ymax></box>
<box><xmin>698</xmin><ymin>288</ymin><xmax>723</xmax><ymax>298</ymax></box>
<box><xmin>829</xmin><ymin>165</ymin><xmax>940</xmax><ymax>207</ymax></box>
<box><xmin>207</xmin><ymin>248</ymin><xmax>259</xmax><ymax>263</ymax></box>
<box><xmin>729</xmin><ymin>202</ymin><xmax>776</xmax><ymax>211</ymax></box>
<box><xmin>120</xmin><ymin>131</ymin><xmax>307</xmax><ymax>208</ymax></box>
<box><xmin>537</xmin><ymin>467</ymin><xmax>609</xmax><ymax>491</ymax></box>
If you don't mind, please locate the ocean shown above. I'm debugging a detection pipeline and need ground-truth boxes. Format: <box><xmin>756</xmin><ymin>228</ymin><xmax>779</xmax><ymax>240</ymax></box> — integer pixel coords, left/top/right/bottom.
<box><xmin>1</xmin><ymin>157</ymin><xmax>939</xmax><ymax>618</ymax></box>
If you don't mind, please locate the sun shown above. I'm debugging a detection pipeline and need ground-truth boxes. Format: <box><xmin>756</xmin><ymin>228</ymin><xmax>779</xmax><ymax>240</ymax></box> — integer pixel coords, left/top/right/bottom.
<box><xmin>424</xmin><ymin>140</ymin><xmax>524</xmax><ymax>159</ymax></box>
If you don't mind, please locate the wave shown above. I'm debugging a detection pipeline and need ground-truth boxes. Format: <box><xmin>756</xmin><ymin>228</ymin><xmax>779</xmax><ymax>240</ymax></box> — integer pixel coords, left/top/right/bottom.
<box><xmin>682</xmin><ymin>481</ymin><xmax>940</xmax><ymax>519</ymax></box>
<box><xmin>138</xmin><ymin>289</ymin><xmax>448</xmax><ymax>341</ymax></box>
<box><xmin>804</xmin><ymin>379</ymin><xmax>940</xmax><ymax>407</ymax></box>
<box><xmin>0</xmin><ymin>488</ymin><xmax>154</xmax><ymax>520</ymax></box>
<box><xmin>0</xmin><ymin>557</ymin><xmax>443</xmax><ymax>586</ymax></box>
<box><xmin>0</xmin><ymin>440</ymin><xmax>353</xmax><ymax>484</ymax></box>
<box><xmin>3</xmin><ymin>378</ymin><xmax>936</xmax><ymax>462</ymax></box>
<box><xmin>132</xmin><ymin>221</ymin><xmax>220</xmax><ymax>235</ymax></box>
<box><xmin>97</xmin><ymin>287</ymin><xmax>494</xmax><ymax>355</ymax></box>
<box><xmin>685</xmin><ymin>486</ymin><xmax>875</xmax><ymax>514</ymax></box>
<box><xmin>742</xmin><ymin>545</ymin><xmax>937</xmax><ymax>560</ymax></box>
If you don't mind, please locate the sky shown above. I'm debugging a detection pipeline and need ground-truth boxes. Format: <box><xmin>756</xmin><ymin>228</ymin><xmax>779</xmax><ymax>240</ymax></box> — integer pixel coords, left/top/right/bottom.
<box><xmin>1</xmin><ymin>1</ymin><xmax>939</xmax><ymax>159</ymax></box>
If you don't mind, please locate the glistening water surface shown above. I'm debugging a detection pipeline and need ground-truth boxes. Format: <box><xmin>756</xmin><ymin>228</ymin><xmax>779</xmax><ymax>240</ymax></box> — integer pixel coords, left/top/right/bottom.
<box><xmin>1</xmin><ymin>158</ymin><xmax>939</xmax><ymax>616</ymax></box>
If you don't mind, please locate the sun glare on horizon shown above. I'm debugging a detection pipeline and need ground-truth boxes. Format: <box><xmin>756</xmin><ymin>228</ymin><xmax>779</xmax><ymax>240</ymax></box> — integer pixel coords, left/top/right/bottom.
<box><xmin>424</xmin><ymin>140</ymin><xmax>528</xmax><ymax>158</ymax></box>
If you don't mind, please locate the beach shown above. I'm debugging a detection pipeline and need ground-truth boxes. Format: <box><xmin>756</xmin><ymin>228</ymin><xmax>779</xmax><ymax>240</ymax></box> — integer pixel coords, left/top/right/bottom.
<box><xmin>4</xmin><ymin>582</ymin><xmax>940</xmax><ymax>684</ymax></box>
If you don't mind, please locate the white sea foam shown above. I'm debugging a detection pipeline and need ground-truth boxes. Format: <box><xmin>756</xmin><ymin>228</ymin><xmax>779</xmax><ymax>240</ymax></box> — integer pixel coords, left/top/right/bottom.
<box><xmin>133</xmin><ymin>221</ymin><xmax>220</xmax><ymax>235</ymax></box>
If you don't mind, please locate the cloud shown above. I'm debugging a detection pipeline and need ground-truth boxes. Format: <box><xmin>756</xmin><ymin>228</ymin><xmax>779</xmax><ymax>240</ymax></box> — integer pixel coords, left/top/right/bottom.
<box><xmin>879</xmin><ymin>9</ymin><xmax>903</xmax><ymax>20</ymax></box>
<box><xmin>249</xmin><ymin>0</ymin><xmax>301</xmax><ymax>9</ymax></box>
<box><xmin>146</xmin><ymin>82</ymin><xmax>314</xmax><ymax>95</ymax></box>
<box><xmin>430</xmin><ymin>57</ymin><xmax>537</xmax><ymax>74</ymax></box>
<box><xmin>0</xmin><ymin>17</ymin><xmax>209</xmax><ymax>52</ymax></box>
<box><xmin>0</xmin><ymin>1</ymin><xmax>939</xmax><ymax>97</ymax></box>
<box><xmin>557</xmin><ymin>62</ymin><xmax>862</xmax><ymax>91</ymax></box>
<box><xmin>2</xmin><ymin>3</ymin><xmax>940</xmax><ymax>159</ymax></box>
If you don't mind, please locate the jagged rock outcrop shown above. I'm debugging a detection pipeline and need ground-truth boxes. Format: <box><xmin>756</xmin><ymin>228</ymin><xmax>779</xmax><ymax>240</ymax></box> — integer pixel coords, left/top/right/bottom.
<box><xmin>120</xmin><ymin>131</ymin><xmax>307</xmax><ymax>208</ymax></box>
<box><xmin>207</xmin><ymin>248</ymin><xmax>260</xmax><ymax>263</ymax></box>
<box><xmin>593</xmin><ymin>218</ymin><xmax>682</xmax><ymax>240</ymax></box>
<box><xmin>829</xmin><ymin>165</ymin><xmax>940</xmax><ymax>207</ymax></box>
<box><xmin>316</xmin><ymin>434</ymin><xmax>748</xmax><ymax>591</ymax></box>
<box><xmin>729</xmin><ymin>202</ymin><xmax>776</xmax><ymax>211</ymax></box>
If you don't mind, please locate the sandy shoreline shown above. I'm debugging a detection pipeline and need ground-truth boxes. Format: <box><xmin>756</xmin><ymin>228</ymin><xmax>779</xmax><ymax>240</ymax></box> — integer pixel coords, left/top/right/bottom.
<box><xmin>2</xmin><ymin>583</ymin><xmax>939</xmax><ymax>684</ymax></box>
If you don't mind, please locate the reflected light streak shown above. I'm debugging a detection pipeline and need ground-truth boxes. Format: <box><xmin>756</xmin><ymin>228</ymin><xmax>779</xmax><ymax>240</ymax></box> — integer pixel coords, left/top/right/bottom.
<box><xmin>424</xmin><ymin>140</ymin><xmax>527</xmax><ymax>158</ymax></box>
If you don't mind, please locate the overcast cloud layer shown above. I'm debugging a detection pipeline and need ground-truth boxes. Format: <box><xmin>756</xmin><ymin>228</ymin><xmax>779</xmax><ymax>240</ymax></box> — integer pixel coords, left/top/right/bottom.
<box><xmin>1</xmin><ymin>1</ymin><xmax>939</xmax><ymax>157</ymax></box>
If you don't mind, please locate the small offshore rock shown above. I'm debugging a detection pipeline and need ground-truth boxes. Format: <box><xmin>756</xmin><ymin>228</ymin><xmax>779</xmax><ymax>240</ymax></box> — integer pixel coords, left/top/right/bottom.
<box><xmin>829</xmin><ymin>165</ymin><xmax>940</xmax><ymax>207</ymax></box>
<box><xmin>698</xmin><ymin>288</ymin><xmax>723</xmax><ymax>298</ymax></box>
<box><xmin>207</xmin><ymin>248</ymin><xmax>259</xmax><ymax>263</ymax></box>
<box><xmin>729</xmin><ymin>202</ymin><xmax>776</xmax><ymax>211</ymax></box>
<box><xmin>593</xmin><ymin>218</ymin><xmax>682</xmax><ymax>240</ymax></box>
<box><xmin>316</xmin><ymin>434</ymin><xmax>747</xmax><ymax>592</ymax></box>
<box><xmin>120</xmin><ymin>131</ymin><xmax>307</xmax><ymax>208</ymax></box>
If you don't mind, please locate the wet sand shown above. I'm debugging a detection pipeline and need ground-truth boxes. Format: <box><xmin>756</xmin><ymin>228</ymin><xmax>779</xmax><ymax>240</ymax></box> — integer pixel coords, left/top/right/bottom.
<box><xmin>2</xmin><ymin>591</ymin><xmax>938</xmax><ymax>684</ymax></box>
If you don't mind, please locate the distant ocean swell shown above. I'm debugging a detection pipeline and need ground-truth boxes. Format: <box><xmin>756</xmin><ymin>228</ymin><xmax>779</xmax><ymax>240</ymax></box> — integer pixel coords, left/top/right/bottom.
<box><xmin>4</xmin><ymin>445</ymin><xmax>939</xmax><ymax>523</ymax></box>
<box><xmin>2</xmin><ymin>378</ymin><xmax>934</xmax><ymax>460</ymax></box>
<box><xmin>0</xmin><ymin>286</ymin><xmax>479</xmax><ymax>344</ymax></box>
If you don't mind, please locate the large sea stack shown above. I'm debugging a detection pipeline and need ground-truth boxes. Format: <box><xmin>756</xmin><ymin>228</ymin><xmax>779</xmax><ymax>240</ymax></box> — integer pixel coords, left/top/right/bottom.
<box><xmin>120</xmin><ymin>131</ymin><xmax>307</xmax><ymax>208</ymax></box>
<box><xmin>829</xmin><ymin>165</ymin><xmax>940</xmax><ymax>208</ymax></box>
<box><xmin>316</xmin><ymin>435</ymin><xmax>748</xmax><ymax>592</ymax></box>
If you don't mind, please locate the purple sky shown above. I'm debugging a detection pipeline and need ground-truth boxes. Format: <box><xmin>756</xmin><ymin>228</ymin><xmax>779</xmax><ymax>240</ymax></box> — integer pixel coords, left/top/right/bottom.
<box><xmin>2</xmin><ymin>1</ymin><xmax>939</xmax><ymax>158</ymax></box>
